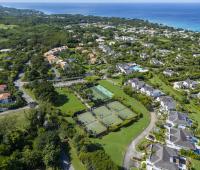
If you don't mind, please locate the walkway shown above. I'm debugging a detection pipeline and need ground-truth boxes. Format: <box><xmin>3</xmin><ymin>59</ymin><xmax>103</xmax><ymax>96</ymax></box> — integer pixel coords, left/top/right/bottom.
<box><xmin>123</xmin><ymin>111</ymin><xmax>157</xmax><ymax>170</ymax></box>
<box><xmin>53</xmin><ymin>79</ymin><xmax>85</xmax><ymax>88</ymax></box>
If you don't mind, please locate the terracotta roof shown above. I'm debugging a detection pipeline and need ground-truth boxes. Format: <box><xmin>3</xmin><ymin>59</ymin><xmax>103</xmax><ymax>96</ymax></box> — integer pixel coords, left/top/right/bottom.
<box><xmin>0</xmin><ymin>93</ymin><xmax>11</xmax><ymax>100</ymax></box>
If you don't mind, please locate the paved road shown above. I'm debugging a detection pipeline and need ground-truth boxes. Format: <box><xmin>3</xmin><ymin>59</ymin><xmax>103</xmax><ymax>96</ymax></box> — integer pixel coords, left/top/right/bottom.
<box><xmin>54</xmin><ymin>79</ymin><xmax>85</xmax><ymax>88</ymax></box>
<box><xmin>0</xmin><ymin>106</ymin><xmax>30</xmax><ymax>116</ymax></box>
<box><xmin>61</xmin><ymin>150</ymin><xmax>74</xmax><ymax>170</ymax></box>
<box><xmin>0</xmin><ymin>72</ymin><xmax>36</xmax><ymax>115</ymax></box>
<box><xmin>14</xmin><ymin>73</ymin><xmax>35</xmax><ymax>104</ymax></box>
<box><xmin>123</xmin><ymin>111</ymin><xmax>157</xmax><ymax>170</ymax></box>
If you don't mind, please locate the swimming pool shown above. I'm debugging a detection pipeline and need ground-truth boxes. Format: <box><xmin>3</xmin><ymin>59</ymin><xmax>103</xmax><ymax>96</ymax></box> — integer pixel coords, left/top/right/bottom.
<box><xmin>129</xmin><ymin>65</ymin><xmax>143</xmax><ymax>72</ymax></box>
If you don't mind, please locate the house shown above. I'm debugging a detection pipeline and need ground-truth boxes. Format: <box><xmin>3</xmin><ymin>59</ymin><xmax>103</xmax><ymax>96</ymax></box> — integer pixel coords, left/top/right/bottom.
<box><xmin>46</xmin><ymin>55</ymin><xmax>58</xmax><ymax>64</ymax></box>
<box><xmin>166</xmin><ymin>127</ymin><xmax>199</xmax><ymax>151</ymax></box>
<box><xmin>163</xmin><ymin>69</ymin><xmax>176</xmax><ymax>77</ymax></box>
<box><xmin>156</xmin><ymin>96</ymin><xmax>176</xmax><ymax>112</ymax></box>
<box><xmin>140</xmin><ymin>85</ymin><xmax>163</xmax><ymax>98</ymax></box>
<box><xmin>117</xmin><ymin>63</ymin><xmax>147</xmax><ymax>74</ymax></box>
<box><xmin>174</xmin><ymin>79</ymin><xmax>199</xmax><ymax>90</ymax></box>
<box><xmin>0</xmin><ymin>84</ymin><xmax>7</xmax><ymax>92</ymax></box>
<box><xmin>140</xmin><ymin>53</ymin><xmax>149</xmax><ymax>60</ymax></box>
<box><xmin>150</xmin><ymin>58</ymin><xmax>164</xmax><ymax>66</ymax></box>
<box><xmin>183</xmin><ymin>79</ymin><xmax>199</xmax><ymax>89</ymax></box>
<box><xmin>128</xmin><ymin>78</ymin><xmax>145</xmax><ymax>90</ymax></box>
<box><xmin>166</xmin><ymin>111</ymin><xmax>192</xmax><ymax>129</ymax></box>
<box><xmin>146</xmin><ymin>143</ymin><xmax>187</xmax><ymax>170</ymax></box>
<box><xmin>0</xmin><ymin>93</ymin><xmax>11</xmax><ymax>104</ymax></box>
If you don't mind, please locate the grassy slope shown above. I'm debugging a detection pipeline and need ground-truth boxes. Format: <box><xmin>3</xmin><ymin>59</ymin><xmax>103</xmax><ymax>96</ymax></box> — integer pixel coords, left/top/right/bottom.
<box><xmin>93</xmin><ymin>80</ymin><xmax>150</xmax><ymax>166</ymax></box>
<box><xmin>56</xmin><ymin>88</ymin><xmax>86</xmax><ymax>116</ymax></box>
<box><xmin>149</xmin><ymin>75</ymin><xmax>200</xmax><ymax>124</ymax></box>
<box><xmin>69</xmin><ymin>142</ymin><xmax>86</xmax><ymax>170</ymax></box>
<box><xmin>0</xmin><ymin>109</ymin><xmax>29</xmax><ymax>128</ymax></box>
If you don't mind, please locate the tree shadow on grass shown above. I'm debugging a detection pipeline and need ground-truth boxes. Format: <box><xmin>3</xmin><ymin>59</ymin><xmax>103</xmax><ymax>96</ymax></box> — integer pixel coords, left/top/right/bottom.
<box><xmin>54</xmin><ymin>94</ymin><xmax>69</xmax><ymax>107</ymax></box>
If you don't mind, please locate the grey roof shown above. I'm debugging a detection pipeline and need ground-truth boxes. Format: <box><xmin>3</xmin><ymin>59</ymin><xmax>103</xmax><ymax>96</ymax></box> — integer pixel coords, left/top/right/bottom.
<box><xmin>149</xmin><ymin>144</ymin><xmax>180</xmax><ymax>170</ymax></box>
<box><xmin>168</xmin><ymin>111</ymin><xmax>189</xmax><ymax>126</ymax></box>
<box><xmin>129</xmin><ymin>78</ymin><xmax>145</xmax><ymax>88</ymax></box>
<box><xmin>169</xmin><ymin>128</ymin><xmax>196</xmax><ymax>150</ymax></box>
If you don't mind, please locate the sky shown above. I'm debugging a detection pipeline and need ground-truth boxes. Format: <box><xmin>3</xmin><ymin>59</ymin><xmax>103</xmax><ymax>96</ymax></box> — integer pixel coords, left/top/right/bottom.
<box><xmin>0</xmin><ymin>0</ymin><xmax>200</xmax><ymax>3</ymax></box>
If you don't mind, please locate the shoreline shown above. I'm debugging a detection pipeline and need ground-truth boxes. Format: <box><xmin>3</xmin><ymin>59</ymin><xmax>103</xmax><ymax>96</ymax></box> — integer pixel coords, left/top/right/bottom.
<box><xmin>0</xmin><ymin>3</ymin><xmax>200</xmax><ymax>32</ymax></box>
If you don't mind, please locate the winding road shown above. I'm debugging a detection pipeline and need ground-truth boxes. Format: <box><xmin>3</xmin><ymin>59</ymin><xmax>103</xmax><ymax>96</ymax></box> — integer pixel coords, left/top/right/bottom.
<box><xmin>123</xmin><ymin>111</ymin><xmax>157</xmax><ymax>170</ymax></box>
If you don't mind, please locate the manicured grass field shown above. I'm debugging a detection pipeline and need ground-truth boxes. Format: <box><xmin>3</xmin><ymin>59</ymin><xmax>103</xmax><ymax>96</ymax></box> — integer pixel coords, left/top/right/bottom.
<box><xmin>192</xmin><ymin>159</ymin><xmax>200</xmax><ymax>170</ymax></box>
<box><xmin>93</xmin><ymin>80</ymin><xmax>150</xmax><ymax>166</ymax></box>
<box><xmin>56</xmin><ymin>88</ymin><xmax>86</xmax><ymax>116</ymax></box>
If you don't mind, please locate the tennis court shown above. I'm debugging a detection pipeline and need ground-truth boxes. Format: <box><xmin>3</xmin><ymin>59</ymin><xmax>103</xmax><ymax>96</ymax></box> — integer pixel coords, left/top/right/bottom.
<box><xmin>107</xmin><ymin>101</ymin><xmax>126</xmax><ymax>111</ymax></box>
<box><xmin>107</xmin><ymin>101</ymin><xmax>136</xmax><ymax>120</ymax></box>
<box><xmin>118</xmin><ymin>108</ymin><xmax>136</xmax><ymax>120</ymax></box>
<box><xmin>77</xmin><ymin>112</ymin><xmax>96</xmax><ymax>125</ymax></box>
<box><xmin>86</xmin><ymin>121</ymin><xmax>107</xmax><ymax>136</ymax></box>
<box><xmin>92</xmin><ymin>106</ymin><xmax>112</xmax><ymax>119</ymax></box>
<box><xmin>102</xmin><ymin>114</ymin><xmax>123</xmax><ymax>127</ymax></box>
<box><xmin>90</xmin><ymin>85</ymin><xmax>113</xmax><ymax>101</ymax></box>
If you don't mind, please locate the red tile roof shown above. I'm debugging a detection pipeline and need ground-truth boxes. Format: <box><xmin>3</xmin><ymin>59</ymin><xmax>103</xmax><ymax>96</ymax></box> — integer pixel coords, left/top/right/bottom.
<box><xmin>0</xmin><ymin>93</ymin><xmax>11</xmax><ymax>100</ymax></box>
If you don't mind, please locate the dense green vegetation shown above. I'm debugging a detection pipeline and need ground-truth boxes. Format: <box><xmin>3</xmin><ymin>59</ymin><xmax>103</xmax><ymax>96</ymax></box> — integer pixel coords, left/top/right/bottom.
<box><xmin>0</xmin><ymin>5</ymin><xmax>200</xmax><ymax>170</ymax></box>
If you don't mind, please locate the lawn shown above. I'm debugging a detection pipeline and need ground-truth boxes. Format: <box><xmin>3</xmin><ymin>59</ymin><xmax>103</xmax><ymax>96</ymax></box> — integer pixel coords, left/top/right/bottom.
<box><xmin>0</xmin><ymin>24</ymin><xmax>17</xmax><ymax>29</ymax></box>
<box><xmin>191</xmin><ymin>159</ymin><xmax>200</xmax><ymax>170</ymax></box>
<box><xmin>0</xmin><ymin>108</ymin><xmax>29</xmax><ymax>129</ymax></box>
<box><xmin>149</xmin><ymin>75</ymin><xmax>184</xmax><ymax>102</ymax></box>
<box><xmin>56</xmin><ymin>88</ymin><xmax>86</xmax><ymax>116</ymax></box>
<box><xmin>94</xmin><ymin>114</ymin><xmax>149</xmax><ymax>166</ymax></box>
<box><xmin>69</xmin><ymin>142</ymin><xmax>86</xmax><ymax>170</ymax></box>
<box><xmin>93</xmin><ymin>80</ymin><xmax>150</xmax><ymax>166</ymax></box>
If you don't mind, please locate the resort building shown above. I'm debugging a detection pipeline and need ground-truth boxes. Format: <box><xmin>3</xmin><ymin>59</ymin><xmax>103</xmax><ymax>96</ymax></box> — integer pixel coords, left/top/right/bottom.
<box><xmin>173</xmin><ymin>79</ymin><xmax>199</xmax><ymax>90</ymax></box>
<box><xmin>166</xmin><ymin>111</ymin><xmax>192</xmax><ymax>129</ymax></box>
<box><xmin>146</xmin><ymin>143</ymin><xmax>187</xmax><ymax>170</ymax></box>
<box><xmin>166</xmin><ymin>127</ymin><xmax>199</xmax><ymax>151</ymax></box>
<box><xmin>156</xmin><ymin>96</ymin><xmax>176</xmax><ymax>112</ymax></box>
<box><xmin>117</xmin><ymin>63</ymin><xmax>148</xmax><ymax>75</ymax></box>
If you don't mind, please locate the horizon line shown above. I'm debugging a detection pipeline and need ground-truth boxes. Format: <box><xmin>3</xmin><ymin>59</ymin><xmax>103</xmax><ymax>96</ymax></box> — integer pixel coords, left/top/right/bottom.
<box><xmin>1</xmin><ymin>2</ymin><xmax>200</xmax><ymax>4</ymax></box>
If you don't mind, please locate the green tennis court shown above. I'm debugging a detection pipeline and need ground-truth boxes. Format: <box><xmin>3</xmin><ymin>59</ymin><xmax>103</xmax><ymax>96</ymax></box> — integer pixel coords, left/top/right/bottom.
<box><xmin>102</xmin><ymin>114</ymin><xmax>123</xmax><ymax>127</ymax></box>
<box><xmin>93</xmin><ymin>106</ymin><xmax>112</xmax><ymax>119</ymax></box>
<box><xmin>77</xmin><ymin>112</ymin><xmax>96</xmax><ymax>125</ymax></box>
<box><xmin>90</xmin><ymin>85</ymin><xmax>113</xmax><ymax>101</ymax></box>
<box><xmin>118</xmin><ymin>108</ymin><xmax>136</xmax><ymax>120</ymax></box>
<box><xmin>107</xmin><ymin>101</ymin><xmax>136</xmax><ymax>120</ymax></box>
<box><xmin>107</xmin><ymin>101</ymin><xmax>126</xmax><ymax>112</ymax></box>
<box><xmin>86</xmin><ymin>121</ymin><xmax>107</xmax><ymax>136</ymax></box>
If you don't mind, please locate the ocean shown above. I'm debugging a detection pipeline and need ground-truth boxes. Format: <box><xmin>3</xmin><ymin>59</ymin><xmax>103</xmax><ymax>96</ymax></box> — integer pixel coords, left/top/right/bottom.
<box><xmin>1</xmin><ymin>3</ymin><xmax>200</xmax><ymax>32</ymax></box>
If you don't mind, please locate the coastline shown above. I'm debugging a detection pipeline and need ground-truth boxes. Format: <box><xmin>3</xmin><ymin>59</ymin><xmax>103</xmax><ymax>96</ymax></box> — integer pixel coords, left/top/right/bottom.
<box><xmin>1</xmin><ymin>3</ymin><xmax>200</xmax><ymax>32</ymax></box>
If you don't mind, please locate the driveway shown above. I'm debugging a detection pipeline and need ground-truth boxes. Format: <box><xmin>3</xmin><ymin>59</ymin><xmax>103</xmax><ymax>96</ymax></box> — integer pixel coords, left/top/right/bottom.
<box><xmin>123</xmin><ymin>111</ymin><xmax>157</xmax><ymax>170</ymax></box>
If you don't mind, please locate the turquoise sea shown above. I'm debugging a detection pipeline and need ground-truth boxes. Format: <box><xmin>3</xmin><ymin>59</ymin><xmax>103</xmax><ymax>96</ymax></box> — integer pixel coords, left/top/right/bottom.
<box><xmin>1</xmin><ymin>3</ymin><xmax>200</xmax><ymax>32</ymax></box>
